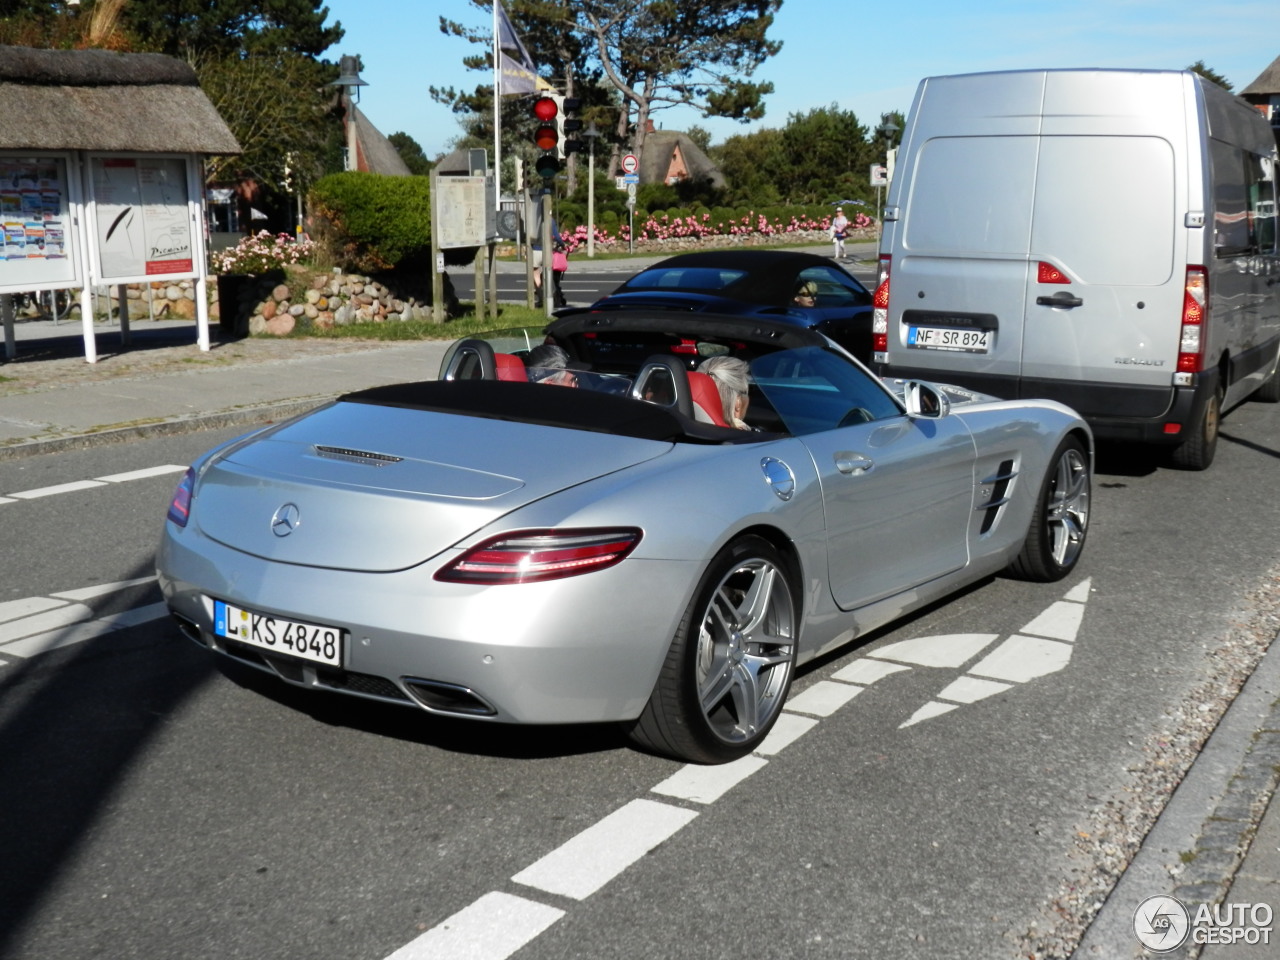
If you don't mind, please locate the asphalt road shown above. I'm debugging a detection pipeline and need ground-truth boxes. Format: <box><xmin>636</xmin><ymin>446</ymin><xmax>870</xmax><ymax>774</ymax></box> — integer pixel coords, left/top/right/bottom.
<box><xmin>1</xmin><ymin>399</ymin><xmax>1278</xmax><ymax>960</ymax></box>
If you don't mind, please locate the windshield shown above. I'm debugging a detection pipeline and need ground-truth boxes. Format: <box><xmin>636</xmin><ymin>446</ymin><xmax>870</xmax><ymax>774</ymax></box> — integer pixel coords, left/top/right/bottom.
<box><xmin>749</xmin><ymin>347</ymin><xmax>902</xmax><ymax>435</ymax></box>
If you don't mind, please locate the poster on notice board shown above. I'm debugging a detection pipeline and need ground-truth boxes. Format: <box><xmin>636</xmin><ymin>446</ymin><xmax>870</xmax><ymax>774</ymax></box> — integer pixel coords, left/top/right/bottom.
<box><xmin>91</xmin><ymin>156</ymin><xmax>194</xmax><ymax>282</ymax></box>
<box><xmin>0</xmin><ymin>154</ymin><xmax>79</xmax><ymax>293</ymax></box>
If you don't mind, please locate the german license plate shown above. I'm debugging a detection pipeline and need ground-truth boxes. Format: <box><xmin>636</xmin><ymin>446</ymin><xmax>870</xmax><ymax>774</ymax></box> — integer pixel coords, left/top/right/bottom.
<box><xmin>908</xmin><ymin>325</ymin><xmax>990</xmax><ymax>352</ymax></box>
<box><xmin>213</xmin><ymin>599</ymin><xmax>343</xmax><ymax>667</ymax></box>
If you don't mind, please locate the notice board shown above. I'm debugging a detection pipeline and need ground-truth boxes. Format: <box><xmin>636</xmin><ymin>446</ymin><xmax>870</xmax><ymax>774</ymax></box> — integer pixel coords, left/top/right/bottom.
<box><xmin>90</xmin><ymin>155</ymin><xmax>196</xmax><ymax>282</ymax></box>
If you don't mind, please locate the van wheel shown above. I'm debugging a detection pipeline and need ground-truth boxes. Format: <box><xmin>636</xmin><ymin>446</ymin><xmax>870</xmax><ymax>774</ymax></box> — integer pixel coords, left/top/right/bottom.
<box><xmin>1169</xmin><ymin>385</ymin><xmax>1222</xmax><ymax>470</ymax></box>
<box><xmin>1254</xmin><ymin>359</ymin><xmax>1280</xmax><ymax>403</ymax></box>
<box><xmin>1007</xmin><ymin>436</ymin><xmax>1090</xmax><ymax>582</ymax></box>
<box><xmin>626</xmin><ymin>536</ymin><xmax>797</xmax><ymax>764</ymax></box>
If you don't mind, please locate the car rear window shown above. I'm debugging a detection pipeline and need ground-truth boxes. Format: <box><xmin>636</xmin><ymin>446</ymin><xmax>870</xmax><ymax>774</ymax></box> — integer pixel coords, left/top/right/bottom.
<box><xmin>623</xmin><ymin>266</ymin><xmax>748</xmax><ymax>291</ymax></box>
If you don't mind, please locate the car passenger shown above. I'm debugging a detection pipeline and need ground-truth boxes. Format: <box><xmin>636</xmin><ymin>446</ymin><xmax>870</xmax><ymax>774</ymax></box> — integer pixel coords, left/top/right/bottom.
<box><xmin>792</xmin><ymin>279</ymin><xmax>818</xmax><ymax>306</ymax></box>
<box><xmin>525</xmin><ymin>343</ymin><xmax>578</xmax><ymax>387</ymax></box>
<box><xmin>697</xmin><ymin>355</ymin><xmax>752</xmax><ymax>430</ymax></box>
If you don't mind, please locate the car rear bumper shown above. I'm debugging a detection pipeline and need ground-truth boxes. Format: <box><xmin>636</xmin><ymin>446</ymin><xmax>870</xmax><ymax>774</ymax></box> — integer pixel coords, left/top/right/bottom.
<box><xmin>157</xmin><ymin>527</ymin><xmax>693</xmax><ymax>725</ymax></box>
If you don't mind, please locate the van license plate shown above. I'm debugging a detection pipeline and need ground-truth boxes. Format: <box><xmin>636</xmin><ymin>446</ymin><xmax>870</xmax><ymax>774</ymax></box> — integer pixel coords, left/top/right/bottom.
<box><xmin>908</xmin><ymin>326</ymin><xmax>989</xmax><ymax>353</ymax></box>
<box><xmin>213</xmin><ymin>599</ymin><xmax>343</xmax><ymax>666</ymax></box>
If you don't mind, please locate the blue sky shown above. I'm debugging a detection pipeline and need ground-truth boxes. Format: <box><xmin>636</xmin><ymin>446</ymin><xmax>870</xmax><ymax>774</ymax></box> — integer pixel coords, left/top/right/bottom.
<box><xmin>322</xmin><ymin>0</ymin><xmax>1280</xmax><ymax>161</ymax></box>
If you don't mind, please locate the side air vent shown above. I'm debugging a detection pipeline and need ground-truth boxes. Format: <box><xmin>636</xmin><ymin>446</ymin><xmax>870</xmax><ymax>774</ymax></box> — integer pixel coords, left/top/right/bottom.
<box><xmin>313</xmin><ymin>445</ymin><xmax>404</xmax><ymax>466</ymax></box>
<box><xmin>978</xmin><ymin>459</ymin><xmax>1017</xmax><ymax>535</ymax></box>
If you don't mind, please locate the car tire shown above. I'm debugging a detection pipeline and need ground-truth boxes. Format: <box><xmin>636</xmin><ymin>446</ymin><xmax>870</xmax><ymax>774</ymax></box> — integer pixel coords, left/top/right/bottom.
<box><xmin>627</xmin><ymin>536</ymin><xmax>797</xmax><ymax>764</ymax></box>
<box><xmin>1006</xmin><ymin>436</ymin><xmax>1090</xmax><ymax>582</ymax></box>
<box><xmin>1169</xmin><ymin>384</ymin><xmax>1222</xmax><ymax>470</ymax></box>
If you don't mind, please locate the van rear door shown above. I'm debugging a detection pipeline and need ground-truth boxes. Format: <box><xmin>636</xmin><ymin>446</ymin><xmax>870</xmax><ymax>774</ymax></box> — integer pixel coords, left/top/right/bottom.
<box><xmin>1019</xmin><ymin>134</ymin><xmax>1182</xmax><ymax>418</ymax></box>
<box><xmin>896</xmin><ymin>134</ymin><xmax>1037</xmax><ymax>391</ymax></box>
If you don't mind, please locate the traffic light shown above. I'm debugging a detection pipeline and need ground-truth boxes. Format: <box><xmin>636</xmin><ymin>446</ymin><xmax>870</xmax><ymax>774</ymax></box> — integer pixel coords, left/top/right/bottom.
<box><xmin>532</xmin><ymin>95</ymin><xmax>561</xmax><ymax>180</ymax></box>
<box><xmin>560</xmin><ymin>97</ymin><xmax>583</xmax><ymax>157</ymax></box>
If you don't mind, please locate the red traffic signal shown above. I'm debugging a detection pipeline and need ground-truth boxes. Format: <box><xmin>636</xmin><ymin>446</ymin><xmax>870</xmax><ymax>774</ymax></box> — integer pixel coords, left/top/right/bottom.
<box><xmin>532</xmin><ymin>96</ymin><xmax>558</xmax><ymax>122</ymax></box>
<box><xmin>534</xmin><ymin>124</ymin><xmax>558</xmax><ymax>152</ymax></box>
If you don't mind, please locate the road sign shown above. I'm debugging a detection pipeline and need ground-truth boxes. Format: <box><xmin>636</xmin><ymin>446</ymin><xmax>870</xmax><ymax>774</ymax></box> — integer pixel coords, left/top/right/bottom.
<box><xmin>621</xmin><ymin>154</ymin><xmax>639</xmax><ymax>175</ymax></box>
<box><xmin>870</xmin><ymin>164</ymin><xmax>888</xmax><ymax>186</ymax></box>
<box><xmin>627</xmin><ymin>183</ymin><xmax>637</xmax><ymax>198</ymax></box>
<box><xmin>622</xmin><ymin>174</ymin><xmax>639</xmax><ymax>184</ymax></box>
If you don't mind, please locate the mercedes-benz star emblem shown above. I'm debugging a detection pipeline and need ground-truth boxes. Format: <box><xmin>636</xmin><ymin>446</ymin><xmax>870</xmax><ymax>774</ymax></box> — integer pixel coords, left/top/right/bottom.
<box><xmin>271</xmin><ymin>503</ymin><xmax>301</xmax><ymax>537</ymax></box>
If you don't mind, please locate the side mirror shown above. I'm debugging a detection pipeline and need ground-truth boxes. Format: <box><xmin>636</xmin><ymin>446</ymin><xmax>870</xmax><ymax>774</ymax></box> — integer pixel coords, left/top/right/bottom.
<box><xmin>903</xmin><ymin>380</ymin><xmax>950</xmax><ymax>419</ymax></box>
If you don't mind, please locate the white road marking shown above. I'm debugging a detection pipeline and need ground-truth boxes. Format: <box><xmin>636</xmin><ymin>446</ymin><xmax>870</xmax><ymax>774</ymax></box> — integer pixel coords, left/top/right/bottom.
<box><xmin>0</xmin><ymin>578</ymin><xmax>166</xmax><ymax>658</ymax></box>
<box><xmin>1</xmin><ymin>463</ymin><xmax>188</xmax><ymax>503</ymax></box>
<box><xmin>2</xmin><ymin>620</ymin><xmax>119</xmax><ymax>658</ymax></box>
<box><xmin>934</xmin><ymin>675</ymin><xmax>1014</xmax><ymax>704</ymax></box>
<box><xmin>384</xmin><ymin>892</ymin><xmax>564</xmax><ymax>960</ymax></box>
<box><xmin>7</xmin><ymin>479</ymin><xmax>106</xmax><ymax>499</ymax></box>
<box><xmin>0</xmin><ymin>602</ymin><xmax>94</xmax><ymax>644</ymax></box>
<box><xmin>831</xmin><ymin>658</ymin><xmax>910</xmax><ymax>685</ymax></box>
<box><xmin>868</xmin><ymin>633</ymin><xmax>1000</xmax><ymax>668</ymax></box>
<box><xmin>968</xmin><ymin>635</ymin><xmax>1074</xmax><ymax>684</ymax></box>
<box><xmin>901</xmin><ymin>700</ymin><xmax>959</xmax><ymax>727</ymax></box>
<box><xmin>1019</xmin><ymin>601</ymin><xmax>1084</xmax><ymax>641</ymax></box>
<box><xmin>95</xmin><ymin>465</ymin><xmax>188</xmax><ymax>483</ymax></box>
<box><xmin>512</xmin><ymin>799</ymin><xmax>699</xmax><ymax>901</ymax></box>
<box><xmin>52</xmin><ymin>576</ymin><xmax>157</xmax><ymax>602</ymax></box>
<box><xmin>1063</xmin><ymin>578</ymin><xmax>1092</xmax><ymax>603</ymax></box>
<box><xmin>755</xmin><ymin>712</ymin><xmax>819</xmax><ymax>755</ymax></box>
<box><xmin>783</xmin><ymin>678</ymin><xmax>864</xmax><ymax>716</ymax></box>
<box><xmin>651</xmin><ymin>754</ymin><xmax>768</xmax><ymax>804</ymax></box>
<box><xmin>0</xmin><ymin>595</ymin><xmax>69</xmax><ymax>621</ymax></box>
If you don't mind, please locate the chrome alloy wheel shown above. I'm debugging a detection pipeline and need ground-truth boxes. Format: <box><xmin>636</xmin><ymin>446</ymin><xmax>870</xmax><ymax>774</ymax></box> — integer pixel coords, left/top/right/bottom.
<box><xmin>694</xmin><ymin>557</ymin><xmax>796</xmax><ymax>746</ymax></box>
<box><xmin>1044</xmin><ymin>445</ymin><xmax>1090</xmax><ymax>569</ymax></box>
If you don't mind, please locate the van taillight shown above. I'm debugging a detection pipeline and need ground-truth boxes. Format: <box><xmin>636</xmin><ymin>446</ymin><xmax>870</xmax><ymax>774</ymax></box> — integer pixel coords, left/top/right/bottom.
<box><xmin>1176</xmin><ymin>267</ymin><xmax>1207</xmax><ymax>373</ymax></box>
<box><xmin>1037</xmin><ymin>262</ymin><xmax>1069</xmax><ymax>284</ymax></box>
<box><xmin>872</xmin><ymin>255</ymin><xmax>891</xmax><ymax>355</ymax></box>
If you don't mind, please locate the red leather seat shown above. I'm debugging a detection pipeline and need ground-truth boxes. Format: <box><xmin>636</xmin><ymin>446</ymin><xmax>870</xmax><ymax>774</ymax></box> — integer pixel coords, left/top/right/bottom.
<box><xmin>687</xmin><ymin>371</ymin><xmax>730</xmax><ymax>427</ymax></box>
<box><xmin>494</xmin><ymin>353</ymin><xmax>527</xmax><ymax>382</ymax></box>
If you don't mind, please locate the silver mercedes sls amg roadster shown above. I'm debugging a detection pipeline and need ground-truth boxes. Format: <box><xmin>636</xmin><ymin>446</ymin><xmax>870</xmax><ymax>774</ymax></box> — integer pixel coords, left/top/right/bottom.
<box><xmin>157</xmin><ymin>312</ymin><xmax>1092</xmax><ymax>763</ymax></box>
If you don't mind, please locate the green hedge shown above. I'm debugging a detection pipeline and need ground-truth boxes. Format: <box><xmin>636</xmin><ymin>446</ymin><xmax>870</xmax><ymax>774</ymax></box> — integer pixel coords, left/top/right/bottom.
<box><xmin>309</xmin><ymin>172</ymin><xmax>433</xmax><ymax>272</ymax></box>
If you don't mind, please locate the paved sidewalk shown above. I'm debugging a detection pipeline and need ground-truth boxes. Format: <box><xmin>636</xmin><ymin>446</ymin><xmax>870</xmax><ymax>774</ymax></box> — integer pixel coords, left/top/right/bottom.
<box><xmin>0</xmin><ymin>318</ymin><xmax>455</xmax><ymax>458</ymax></box>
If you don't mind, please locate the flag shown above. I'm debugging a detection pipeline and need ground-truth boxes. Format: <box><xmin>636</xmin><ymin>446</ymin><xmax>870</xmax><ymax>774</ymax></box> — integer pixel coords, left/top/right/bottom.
<box><xmin>496</xmin><ymin>1</ymin><xmax>536</xmax><ymax>76</ymax></box>
<box><xmin>500</xmin><ymin>51</ymin><xmax>543</xmax><ymax>96</ymax></box>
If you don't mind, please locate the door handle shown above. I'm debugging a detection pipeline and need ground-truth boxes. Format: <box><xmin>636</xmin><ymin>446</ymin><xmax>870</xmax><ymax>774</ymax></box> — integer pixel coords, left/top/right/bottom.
<box><xmin>835</xmin><ymin>453</ymin><xmax>874</xmax><ymax>475</ymax></box>
<box><xmin>1036</xmin><ymin>292</ymin><xmax>1083</xmax><ymax>308</ymax></box>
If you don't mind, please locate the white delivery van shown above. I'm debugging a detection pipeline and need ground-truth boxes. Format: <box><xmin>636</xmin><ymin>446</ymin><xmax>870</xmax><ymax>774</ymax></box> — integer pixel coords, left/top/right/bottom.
<box><xmin>874</xmin><ymin>68</ymin><xmax>1280</xmax><ymax>468</ymax></box>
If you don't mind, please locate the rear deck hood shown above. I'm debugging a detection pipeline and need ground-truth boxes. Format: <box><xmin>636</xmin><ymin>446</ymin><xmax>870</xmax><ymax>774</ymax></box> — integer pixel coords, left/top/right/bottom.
<box><xmin>192</xmin><ymin>403</ymin><xmax>671</xmax><ymax>572</ymax></box>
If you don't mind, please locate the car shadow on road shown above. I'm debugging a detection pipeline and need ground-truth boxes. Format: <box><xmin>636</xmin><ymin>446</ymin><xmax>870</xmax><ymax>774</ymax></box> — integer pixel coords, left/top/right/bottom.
<box><xmin>213</xmin><ymin>656</ymin><xmax>632</xmax><ymax>761</ymax></box>
<box><xmin>0</xmin><ymin>573</ymin><xmax>218</xmax><ymax>956</ymax></box>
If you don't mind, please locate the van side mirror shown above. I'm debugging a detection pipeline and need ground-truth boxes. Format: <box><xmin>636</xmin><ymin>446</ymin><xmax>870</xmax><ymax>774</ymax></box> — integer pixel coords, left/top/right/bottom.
<box><xmin>903</xmin><ymin>380</ymin><xmax>950</xmax><ymax>419</ymax></box>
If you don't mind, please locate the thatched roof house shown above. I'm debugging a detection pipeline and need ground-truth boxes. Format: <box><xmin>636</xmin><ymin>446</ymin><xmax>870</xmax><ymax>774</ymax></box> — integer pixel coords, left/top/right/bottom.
<box><xmin>1241</xmin><ymin>54</ymin><xmax>1280</xmax><ymax>99</ymax></box>
<box><xmin>639</xmin><ymin>127</ymin><xmax>725</xmax><ymax>189</ymax></box>
<box><xmin>350</xmin><ymin>104</ymin><xmax>411</xmax><ymax>176</ymax></box>
<box><xmin>0</xmin><ymin>44</ymin><xmax>239</xmax><ymax>154</ymax></box>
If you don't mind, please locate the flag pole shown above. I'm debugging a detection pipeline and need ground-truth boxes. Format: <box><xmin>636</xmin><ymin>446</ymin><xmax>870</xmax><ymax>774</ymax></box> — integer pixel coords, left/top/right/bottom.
<box><xmin>492</xmin><ymin>0</ymin><xmax>501</xmax><ymax>213</ymax></box>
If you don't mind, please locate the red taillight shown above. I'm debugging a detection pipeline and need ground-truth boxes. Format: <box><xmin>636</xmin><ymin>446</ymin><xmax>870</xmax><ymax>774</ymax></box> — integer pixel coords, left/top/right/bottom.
<box><xmin>435</xmin><ymin>528</ymin><xmax>642</xmax><ymax>584</ymax></box>
<box><xmin>872</xmin><ymin>255</ymin><xmax>891</xmax><ymax>353</ymax></box>
<box><xmin>1177</xmin><ymin>266</ymin><xmax>1207</xmax><ymax>373</ymax></box>
<box><xmin>671</xmin><ymin>338</ymin><xmax>699</xmax><ymax>355</ymax></box>
<box><xmin>167</xmin><ymin>467</ymin><xmax>194</xmax><ymax>527</ymax></box>
<box><xmin>1037</xmin><ymin>261</ymin><xmax>1070</xmax><ymax>284</ymax></box>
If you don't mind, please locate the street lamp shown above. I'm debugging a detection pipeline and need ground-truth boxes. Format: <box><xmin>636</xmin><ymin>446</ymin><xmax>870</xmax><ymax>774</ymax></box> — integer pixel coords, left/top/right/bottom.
<box><xmin>582</xmin><ymin>122</ymin><xmax>602</xmax><ymax>258</ymax></box>
<box><xmin>875</xmin><ymin>121</ymin><xmax>900</xmax><ymax>236</ymax></box>
<box><xmin>328</xmin><ymin>55</ymin><xmax>368</xmax><ymax>172</ymax></box>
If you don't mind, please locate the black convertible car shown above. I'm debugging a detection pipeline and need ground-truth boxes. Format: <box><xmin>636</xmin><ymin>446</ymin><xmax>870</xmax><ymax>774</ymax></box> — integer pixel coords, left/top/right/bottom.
<box><xmin>561</xmin><ymin>250</ymin><xmax>875</xmax><ymax>361</ymax></box>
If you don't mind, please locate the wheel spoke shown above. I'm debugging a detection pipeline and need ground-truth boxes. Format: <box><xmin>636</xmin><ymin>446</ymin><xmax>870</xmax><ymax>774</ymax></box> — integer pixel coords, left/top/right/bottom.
<box><xmin>734</xmin><ymin>563</ymin><xmax>776</xmax><ymax>635</ymax></box>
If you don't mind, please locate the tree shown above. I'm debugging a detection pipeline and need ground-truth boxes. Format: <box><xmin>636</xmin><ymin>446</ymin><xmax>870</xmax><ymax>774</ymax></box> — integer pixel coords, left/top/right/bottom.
<box><xmin>389</xmin><ymin>132</ymin><xmax>434</xmax><ymax>176</ymax></box>
<box><xmin>122</xmin><ymin>0</ymin><xmax>343</xmax><ymax>57</ymax></box>
<box><xmin>190</xmin><ymin>50</ymin><xmax>340</xmax><ymax>192</ymax></box>
<box><xmin>0</xmin><ymin>0</ymin><xmax>135</xmax><ymax>49</ymax></box>
<box><xmin>1186</xmin><ymin>60</ymin><xmax>1233</xmax><ymax>93</ymax></box>
<box><xmin>575</xmin><ymin>0</ymin><xmax>782</xmax><ymax>165</ymax></box>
